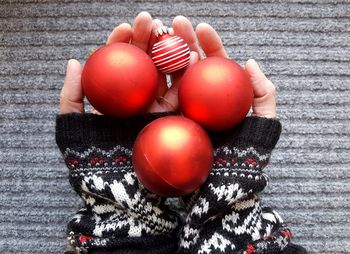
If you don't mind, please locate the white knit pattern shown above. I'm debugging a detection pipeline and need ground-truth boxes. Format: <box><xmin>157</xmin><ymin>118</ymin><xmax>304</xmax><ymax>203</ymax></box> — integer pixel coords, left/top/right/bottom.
<box><xmin>65</xmin><ymin>146</ymin><xmax>179</xmax><ymax>239</ymax></box>
<box><xmin>178</xmin><ymin>145</ymin><xmax>288</xmax><ymax>253</ymax></box>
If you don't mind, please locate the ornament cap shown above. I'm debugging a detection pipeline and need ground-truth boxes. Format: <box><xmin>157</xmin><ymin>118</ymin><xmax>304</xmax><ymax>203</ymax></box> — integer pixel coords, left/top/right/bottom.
<box><xmin>155</xmin><ymin>26</ymin><xmax>173</xmax><ymax>40</ymax></box>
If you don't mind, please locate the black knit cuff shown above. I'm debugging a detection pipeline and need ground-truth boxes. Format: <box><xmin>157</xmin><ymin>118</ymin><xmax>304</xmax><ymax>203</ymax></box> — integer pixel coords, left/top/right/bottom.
<box><xmin>55</xmin><ymin>112</ymin><xmax>176</xmax><ymax>152</ymax></box>
<box><xmin>68</xmin><ymin>234</ymin><xmax>177</xmax><ymax>254</ymax></box>
<box><xmin>209</xmin><ymin>116</ymin><xmax>282</xmax><ymax>150</ymax></box>
<box><xmin>282</xmin><ymin>243</ymin><xmax>308</xmax><ymax>254</ymax></box>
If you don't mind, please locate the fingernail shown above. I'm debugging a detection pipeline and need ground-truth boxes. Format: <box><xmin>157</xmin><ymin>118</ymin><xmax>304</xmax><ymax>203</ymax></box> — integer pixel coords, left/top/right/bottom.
<box><xmin>138</xmin><ymin>11</ymin><xmax>152</xmax><ymax>19</ymax></box>
<box><xmin>174</xmin><ymin>15</ymin><xmax>187</xmax><ymax>22</ymax></box>
<box><xmin>247</xmin><ymin>59</ymin><xmax>263</xmax><ymax>72</ymax></box>
<box><xmin>66</xmin><ymin>59</ymin><xmax>73</xmax><ymax>74</ymax></box>
<box><xmin>66</xmin><ymin>59</ymin><xmax>81</xmax><ymax>76</ymax></box>
<box><xmin>247</xmin><ymin>58</ymin><xmax>257</xmax><ymax>66</ymax></box>
<box><xmin>67</xmin><ymin>59</ymin><xmax>75</xmax><ymax>68</ymax></box>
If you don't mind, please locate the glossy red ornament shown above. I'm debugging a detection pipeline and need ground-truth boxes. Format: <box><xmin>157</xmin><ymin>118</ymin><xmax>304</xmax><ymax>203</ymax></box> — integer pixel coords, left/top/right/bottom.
<box><xmin>132</xmin><ymin>116</ymin><xmax>213</xmax><ymax>197</ymax></box>
<box><xmin>82</xmin><ymin>43</ymin><xmax>158</xmax><ymax>117</ymax></box>
<box><xmin>151</xmin><ymin>26</ymin><xmax>191</xmax><ymax>74</ymax></box>
<box><xmin>179</xmin><ymin>57</ymin><xmax>253</xmax><ymax>131</ymax></box>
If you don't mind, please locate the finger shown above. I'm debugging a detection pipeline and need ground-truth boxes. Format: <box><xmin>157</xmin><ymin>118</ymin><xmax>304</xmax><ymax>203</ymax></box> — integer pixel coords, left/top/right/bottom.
<box><xmin>172</xmin><ymin>16</ymin><xmax>202</xmax><ymax>57</ymax></box>
<box><xmin>106</xmin><ymin>23</ymin><xmax>132</xmax><ymax>45</ymax></box>
<box><xmin>245</xmin><ymin>59</ymin><xmax>276</xmax><ymax>118</ymax></box>
<box><xmin>60</xmin><ymin>59</ymin><xmax>84</xmax><ymax>114</ymax></box>
<box><xmin>148</xmin><ymin>18</ymin><xmax>164</xmax><ymax>54</ymax></box>
<box><xmin>131</xmin><ymin>11</ymin><xmax>153</xmax><ymax>51</ymax></box>
<box><xmin>245</xmin><ymin>59</ymin><xmax>275</xmax><ymax>98</ymax></box>
<box><xmin>196</xmin><ymin>23</ymin><xmax>228</xmax><ymax>58</ymax></box>
<box><xmin>164</xmin><ymin>51</ymin><xmax>200</xmax><ymax>109</ymax></box>
<box><xmin>149</xmin><ymin>19</ymin><xmax>168</xmax><ymax>97</ymax></box>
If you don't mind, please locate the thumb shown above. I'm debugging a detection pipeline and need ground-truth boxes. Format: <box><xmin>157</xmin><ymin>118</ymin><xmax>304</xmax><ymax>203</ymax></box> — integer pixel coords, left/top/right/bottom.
<box><xmin>60</xmin><ymin>59</ymin><xmax>84</xmax><ymax>114</ymax></box>
<box><xmin>245</xmin><ymin>59</ymin><xmax>277</xmax><ymax>118</ymax></box>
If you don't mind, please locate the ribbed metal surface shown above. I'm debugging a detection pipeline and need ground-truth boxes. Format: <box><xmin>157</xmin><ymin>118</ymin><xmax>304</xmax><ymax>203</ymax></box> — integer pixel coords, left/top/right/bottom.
<box><xmin>1</xmin><ymin>1</ymin><xmax>349</xmax><ymax>253</ymax></box>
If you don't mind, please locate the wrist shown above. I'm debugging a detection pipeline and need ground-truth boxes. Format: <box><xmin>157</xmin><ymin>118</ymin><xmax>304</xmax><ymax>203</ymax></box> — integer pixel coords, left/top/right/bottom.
<box><xmin>252</xmin><ymin>112</ymin><xmax>277</xmax><ymax>119</ymax></box>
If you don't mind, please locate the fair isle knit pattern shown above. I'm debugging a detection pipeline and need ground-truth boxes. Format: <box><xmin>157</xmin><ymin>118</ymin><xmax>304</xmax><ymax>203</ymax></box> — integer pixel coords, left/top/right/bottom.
<box><xmin>65</xmin><ymin>146</ymin><xmax>179</xmax><ymax>233</ymax></box>
<box><xmin>56</xmin><ymin>113</ymin><xmax>306</xmax><ymax>254</ymax></box>
<box><xmin>56</xmin><ymin>112</ymin><xmax>180</xmax><ymax>254</ymax></box>
<box><xmin>178</xmin><ymin>117</ymin><xmax>294</xmax><ymax>254</ymax></box>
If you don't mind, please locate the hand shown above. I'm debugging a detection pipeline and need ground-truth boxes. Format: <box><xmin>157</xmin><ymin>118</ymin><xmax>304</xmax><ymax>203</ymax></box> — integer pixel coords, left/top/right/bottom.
<box><xmin>166</xmin><ymin>17</ymin><xmax>277</xmax><ymax>118</ymax></box>
<box><xmin>105</xmin><ymin>14</ymin><xmax>231</xmax><ymax>113</ymax></box>
<box><xmin>146</xmin><ymin>16</ymin><xmax>277</xmax><ymax>118</ymax></box>
<box><xmin>60</xmin><ymin>12</ymin><xmax>277</xmax><ymax>119</ymax></box>
<box><xmin>59</xmin><ymin>12</ymin><xmax>199</xmax><ymax>114</ymax></box>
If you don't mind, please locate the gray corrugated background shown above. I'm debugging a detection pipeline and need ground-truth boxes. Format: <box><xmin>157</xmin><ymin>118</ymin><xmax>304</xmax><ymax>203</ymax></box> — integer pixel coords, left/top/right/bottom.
<box><xmin>1</xmin><ymin>0</ymin><xmax>349</xmax><ymax>253</ymax></box>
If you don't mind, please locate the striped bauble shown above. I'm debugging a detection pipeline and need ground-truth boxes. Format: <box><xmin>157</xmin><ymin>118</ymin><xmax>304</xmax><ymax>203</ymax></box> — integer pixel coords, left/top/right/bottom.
<box><xmin>151</xmin><ymin>26</ymin><xmax>191</xmax><ymax>74</ymax></box>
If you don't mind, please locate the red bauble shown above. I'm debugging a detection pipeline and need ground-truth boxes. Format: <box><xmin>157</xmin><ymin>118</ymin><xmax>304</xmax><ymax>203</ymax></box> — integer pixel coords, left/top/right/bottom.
<box><xmin>151</xmin><ymin>26</ymin><xmax>191</xmax><ymax>74</ymax></box>
<box><xmin>132</xmin><ymin>116</ymin><xmax>213</xmax><ymax>197</ymax></box>
<box><xmin>179</xmin><ymin>57</ymin><xmax>253</xmax><ymax>131</ymax></box>
<box><xmin>82</xmin><ymin>43</ymin><xmax>158</xmax><ymax>117</ymax></box>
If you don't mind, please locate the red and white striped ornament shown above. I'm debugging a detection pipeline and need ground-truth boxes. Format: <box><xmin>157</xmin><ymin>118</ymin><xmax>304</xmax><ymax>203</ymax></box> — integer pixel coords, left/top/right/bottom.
<box><xmin>151</xmin><ymin>26</ymin><xmax>191</xmax><ymax>74</ymax></box>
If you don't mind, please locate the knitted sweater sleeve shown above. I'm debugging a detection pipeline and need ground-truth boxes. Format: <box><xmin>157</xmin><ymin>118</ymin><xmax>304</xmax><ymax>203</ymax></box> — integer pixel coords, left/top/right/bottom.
<box><xmin>178</xmin><ymin>116</ymin><xmax>294</xmax><ymax>254</ymax></box>
<box><xmin>56</xmin><ymin>112</ymin><xmax>180</xmax><ymax>254</ymax></box>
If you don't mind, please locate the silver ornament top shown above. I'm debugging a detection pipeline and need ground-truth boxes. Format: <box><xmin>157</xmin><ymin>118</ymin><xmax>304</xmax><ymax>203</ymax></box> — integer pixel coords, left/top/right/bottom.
<box><xmin>155</xmin><ymin>26</ymin><xmax>172</xmax><ymax>37</ymax></box>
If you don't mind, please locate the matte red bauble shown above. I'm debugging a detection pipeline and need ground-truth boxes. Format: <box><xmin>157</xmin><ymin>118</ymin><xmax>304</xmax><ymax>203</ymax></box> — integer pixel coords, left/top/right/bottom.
<box><xmin>82</xmin><ymin>43</ymin><xmax>158</xmax><ymax>117</ymax></box>
<box><xmin>179</xmin><ymin>57</ymin><xmax>253</xmax><ymax>131</ymax></box>
<box><xmin>132</xmin><ymin>116</ymin><xmax>213</xmax><ymax>197</ymax></box>
<box><xmin>151</xmin><ymin>26</ymin><xmax>190</xmax><ymax>74</ymax></box>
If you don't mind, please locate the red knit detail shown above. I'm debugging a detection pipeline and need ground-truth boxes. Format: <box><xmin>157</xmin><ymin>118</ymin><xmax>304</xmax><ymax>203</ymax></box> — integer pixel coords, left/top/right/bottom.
<box><xmin>79</xmin><ymin>235</ymin><xmax>93</xmax><ymax>243</ymax></box>
<box><xmin>214</xmin><ymin>158</ymin><xmax>227</xmax><ymax>166</ymax></box>
<box><xmin>282</xmin><ymin>229</ymin><xmax>292</xmax><ymax>239</ymax></box>
<box><xmin>67</xmin><ymin>159</ymin><xmax>79</xmax><ymax>167</ymax></box>
<box><xmin>114</xmin><ymin>155</ymin><xmax>128</xmax><ymax>164</ymax></box>
<box><xmin>245</xmin><ymin>157</ymin><xmax>257</xmax><ymax>166</ymax></box>
<box><xmin>89</xmin><ymin>157</ymin><xmax>101</xmax><ymax>165</ymax></box>
<box><xmin>246</xmin><ymin>244</ymin><xmax>255</xmax><ymax>254</ymax></box>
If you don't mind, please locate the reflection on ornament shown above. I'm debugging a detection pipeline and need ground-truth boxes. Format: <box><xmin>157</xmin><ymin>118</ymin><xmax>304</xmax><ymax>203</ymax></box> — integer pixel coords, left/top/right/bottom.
<box><xmin>151</xmin><ymin>26</ymin><xmax>191</xmax><ymax>74</ymax></box>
